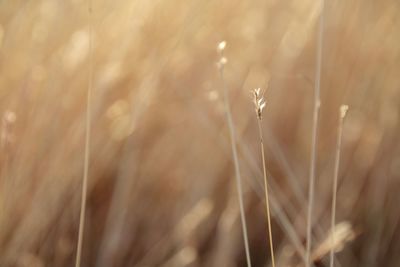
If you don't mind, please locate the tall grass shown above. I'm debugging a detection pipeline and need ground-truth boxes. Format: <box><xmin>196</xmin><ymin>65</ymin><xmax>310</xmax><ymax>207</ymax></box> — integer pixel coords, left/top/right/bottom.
<box><xmin>306</xmin><ymin>0</ymin><xmax>325</xmax><ymax>266</ymax></box>
<box><xmin>0</xmin><ymin>1</ymin><xmax>398</xmax><ymax>266</ymax></box>
<box><xmin>330</xmin><ymin>105</ymin><xmax>348</xmax><ymax>267</ymax></box>
<box><xmin>75</xmin><ymin>2</ymin><xmax>93</xmax><ymax>267</ymax></box>
<box><xmin>253</xmin><ymin>88</ymin><xmax>276</xmax><ymax>267</ymax></box>
<box><xmin>217</xmin><ymin>41</ymin><xmax>252</xmax><ymax>267</ymax></box>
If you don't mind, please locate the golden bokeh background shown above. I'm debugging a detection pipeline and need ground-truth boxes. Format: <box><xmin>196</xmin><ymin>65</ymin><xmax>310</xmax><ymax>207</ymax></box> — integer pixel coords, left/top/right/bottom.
<box><xmin>0</xmin><ymin>0</ymin><xmax>399</xmax><ymax>266</ymax></box>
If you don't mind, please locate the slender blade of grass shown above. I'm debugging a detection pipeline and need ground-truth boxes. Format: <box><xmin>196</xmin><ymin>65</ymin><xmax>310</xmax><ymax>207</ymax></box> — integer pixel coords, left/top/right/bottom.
<box><xmin>75</xmin><ymin>2</ymin><xmax>93</xmax><ymax>267</ymax></box>
<box><xmin>257</xmin><ymin>118</ymin><xmax>276</xmax><ymax>267</ymax></box>
<box><xmin>330</xmin><ymin>105</ymin><xmax>348</xmax><ymax>267</ymax></box>
<box><xmin>306</xmin><ymin>1</ymin><xmax>325</xmax><ymax>266</ymax></box>
<box><xmin>218</xmin><ymin>43</ymin><xmax>252</xmax><ymax>267</ymax></box>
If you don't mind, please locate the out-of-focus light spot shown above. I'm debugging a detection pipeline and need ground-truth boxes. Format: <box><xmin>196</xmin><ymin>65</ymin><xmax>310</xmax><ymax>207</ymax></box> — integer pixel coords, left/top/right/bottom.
<box><xmin>207</xmin><ymin>90</ymin><xmax>219</xmax><ymax>101</ymax></box>
<box><xmin>177</xmin><ymin>246</ymin><xmax>197</xmax><ymax>265</ymax></box>
<box><xmin>281</xmin><ymin>25</ymin><xmax>309</xmax><ymax>59</ymax></box>
<box><xmin>3</xmin><ymin>110</ymin><xmax>16</xmax><ymax>124</ymax></box>
<box><xmin>240</xmin><ymin>10</ymin><xmax>263</xmax><ymax>42</ymax></box>
<box><xmin>178</xmin><ymin>198</ymin><xmax>213</xmax><ymax>236</ymax></box>
<box><xmin>220</xmin><ymin>200</ymin><xmax>238</xmax><ymax>232</ymax></box>
<box><xmin>280</xmin><ymin>0</ymin><xmax>320</xmax><ymax>59</ymax></box>
<box><xmin>106</xmin><ymin>100</ymin><xmax>134</xmax><ymax>141</ymax></box>
<box><xmin>1</xmin><ymin>110</ymin><xmax>16</xmax><ymax>147</ymax></box>
<box><xmin>163</xmin><ymin>246</ymin><xmax>198</xmax><ymax>266</ymax></box>
<box><xmin>63</xmin><ymin>30</ymin><xmax>90</xmax><ymax>71</ymax></box>
<box><xmin>99</xmin><ymin>61</ymin><xmax>122</xmax><ymax>86</ymax></box>
<box><xmin>56</xmin><ymin>237</ymin><xmax>74</xmax><ymax>258</ymax></box>
<box><xmin>106</xmin><ymin>99</ymin><xmax>128</xmax><ymax>118</ymax></box>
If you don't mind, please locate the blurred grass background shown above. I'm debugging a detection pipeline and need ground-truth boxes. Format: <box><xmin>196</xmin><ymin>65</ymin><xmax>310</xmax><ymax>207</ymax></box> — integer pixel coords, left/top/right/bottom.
<box><xmin>0</xmin><ymin>0</ymin><xmax>400</xmax><ymax>266</ymax></box>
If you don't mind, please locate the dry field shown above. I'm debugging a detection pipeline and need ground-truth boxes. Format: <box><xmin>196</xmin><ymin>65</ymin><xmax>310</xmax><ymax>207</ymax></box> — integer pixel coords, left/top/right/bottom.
<box><xmin>0</xmin><ymin>0</ymin><xmax>399</xmax><ymax>266</ymax></box>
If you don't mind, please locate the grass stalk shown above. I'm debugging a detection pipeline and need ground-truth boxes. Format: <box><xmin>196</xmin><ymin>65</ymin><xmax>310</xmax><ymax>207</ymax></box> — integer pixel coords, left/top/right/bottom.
<box><xmin>75</xmin><ymin>2</ymin><xmax>93</xmax><ymax>267</ymax></box>
<box><xmin>329</xmin><ymin>105</ymin><xmax>348</xmax><ymax>267</ymax></box>
<box><xmin>217</xmin><ymin>41</ymin><xmax>252</xmax><ymax>267</ymax></box>
<box><xmin>253</xmin><ymin>88</ymin><xmax>276</xmax><ymax>267</ymax></box>
<box><xmin>306</xmin><ymin>1</ymin><xmax>325</xmax><ymax>266</ymax></box>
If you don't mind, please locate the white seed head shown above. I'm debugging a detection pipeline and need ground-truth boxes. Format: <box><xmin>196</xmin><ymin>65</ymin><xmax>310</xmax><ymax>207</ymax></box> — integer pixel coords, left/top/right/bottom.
<box><xmin>340</xmin><ymin>105</ymin><xmax>349</xmax><ymax>118</ymax></box>
<box><xmin>219</xmin><ymin>57</ymin><xmax>227</xmax><ymax>65</ymax></box>
<box><xmin>217</xmin><ymin>41</ymin><xmax>226</xmax><ymax>52</ymax></box>
<box><xmin>217</xmin><ymin>57</ymin><xmax>228</xmax><ymax>69</ymax></box>
<box><xmin>311</xmin><ymin>221</ymin><xmax>356</xmax><ymax>262</ymax></box>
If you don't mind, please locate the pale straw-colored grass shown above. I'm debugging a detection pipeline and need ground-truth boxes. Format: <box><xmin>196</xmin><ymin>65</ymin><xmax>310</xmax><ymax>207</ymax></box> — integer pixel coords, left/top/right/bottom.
<box><xmin>217</xmin><ymin>41</ymin><xmax>252</xmax><ymax>267</ymax></box>
<box><xmin>329</xmin><ymin>105</ymin><xmax>348</xmax><ymax>267</ymax></box>
<box><xmin>75</xmin><ymin>1</ymin><xmax>93</xmax><ymax>267</ymax></box>
<box><xmin>306</xmin><ymin>0</ymin><xmax>325</xmax><ymax>266</ymax></box>
<box><xmin>253</xmin><ymin>88</ymin><xmax>276</xmax><ymax>267</ymax></box>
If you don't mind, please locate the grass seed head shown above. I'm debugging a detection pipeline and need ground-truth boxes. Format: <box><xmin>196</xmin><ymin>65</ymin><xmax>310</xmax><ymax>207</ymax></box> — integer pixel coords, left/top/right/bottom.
<box><xmin>253</xmin><ymin>88</ymin><xmax>266</xmax><ymax>120</ymax></box>
<box><xmin>217</xmin><ymin>41</ymin><xmax>226</xmax><ymax>52</ymax></box>
<box><xmin>340</xmin><ymin>105</ymin><xmax>349</xmax><ymax>118</ymax></box>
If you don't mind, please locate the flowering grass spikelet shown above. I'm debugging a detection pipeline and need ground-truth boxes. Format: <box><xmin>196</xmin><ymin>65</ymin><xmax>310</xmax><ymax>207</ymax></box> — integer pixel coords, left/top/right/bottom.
<box><xmin>253</xmin><ymin>88</ymin><xmax>266</xmax><ymax>120</ymax></box>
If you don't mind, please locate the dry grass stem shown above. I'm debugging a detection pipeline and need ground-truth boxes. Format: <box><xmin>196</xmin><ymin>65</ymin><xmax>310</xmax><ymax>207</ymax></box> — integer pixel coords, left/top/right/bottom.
<box><xmin>329</xmin><ymin>105</ymin><xmax>348</xmax><ymax>267</ymax></box>
<box><xmin>217</xmin><ymin>41</ymin><xmax>252</xmax><ymax>267</ymax></box>
<box><xmin>253</xmin><ymin>88</ymin><xmax>276</xmax><ymax>267</ymax></box>
<box><xmin>0</xmin><ymin>2</ymin><xmax>398</xmax><ymax>266</ymax></box>
<box><xmin>306</xmin><ymin>1</ymin><xmax>325</xmax><ymax>266</ymax></box>
<box><xmin>75</xmin><ymin>2</ymin><xmax>93</xmax><ymax>267</ymax></box>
